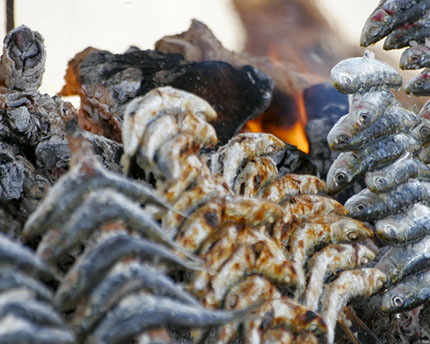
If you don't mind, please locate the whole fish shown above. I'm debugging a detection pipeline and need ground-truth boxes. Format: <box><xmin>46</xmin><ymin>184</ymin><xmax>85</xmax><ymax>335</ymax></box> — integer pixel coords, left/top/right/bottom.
<box><xmin>376</xmin><ymin>203</ymin><xmax>430</xmax><ymax>244</ymax></box>
<box><xmin>36</xmin><ymin>189</ymin><xmax>187</xmax><ymax>264</ymax></box>
<box><xmin>121</xmin><ymin>86</ymin><xmax>217</xmax><ymax>174</ymax></box>
<box><xmin>0</xmin><ymin>315</ymin><xmax>75</xmax><ymax>344</ymax></box>
<box><xmin>348</xmin><ymin>90</ymin><xmax>398</xmax><ymax>133</ymax></box>
<box><xmin>365</xmin><ymin>153</ymin><xmax>430</xmax><ymax>193</ymax></box>
<box><xmin>320</xmin><ymin>268</ymin><xmax>387</xmax><ymax>344</ymax></box>
<box><xmin>326</xmin><ymin>133</ymin><xmax>421</xmax><ymax>194</ymax></box>
<box><xmin>384</xmin><ymin>11</ymin><xmax>430</xmax><ymax>50</ymax></box>
<box><xmin>86</xmin><ymin>291</ymin><xmax>258</xmax><ymax>344</ymax></box>
<box><xmin>55</xmin><ymin>232</ymin><xmax>203</xmax><ymax>312</ymax></box>
<box><xmin>374</xmin><ymin>234</ymin><xmax>430</xmax><ymax>287</ymax></box>
<box><xmin>23</xmin><ymin>154</ymin><xmax>171</xmax><ymax>240</ymax></box>
<box><xmin>72</xmin><ymin>261</ymin><xmax>201</xmax><ymax>338</ymax></box>
<box><xmin>381</xmin><ymin>268</ymin><xmax>430</xmax><ymax>313</ymax></box>
<box><xmin>288</xmin><ymin>215</ymin><xmax>373</xmax><ymax>297</ymax></box>
<box><xmin>331</xmin><ymin>50</ymin><xmax>402</xmax><ymax>93</ymax></box>
<box><xmin>361</xmin><ymin>0</ymin><xmax>430</xmax><ymax>47</ymax></box>
<box><xmin>260</xmin><ymin>174</ymin><xmax>325</xmax><ymax>202</ymax></box>
<box><xmin>346</xmin><ymin>179</ymin><xmax>430</xmax><ymax>221</ymax></box>
<box><xmin>328</xmin><ymin>106</ymin><xmax>419</xmax><ymax>151</ymax></box>
<box><xmin>304</xmin><ymin>244</ymin><xmax>376</xmax><ymax>312</ymax></box>
<box><xmin>400</xmin><ymin>43</ymin><xmax>430</xmax><ymax>69</ymax></box>
<box><xmin>404</xmin><ymin>68</ymin><xmax>430</xmax><ymax>96</ymax></box>
<box><xmin>210</xmin><ymin>133</ymin><xmax>285</xmax><ymax>190</ymax></box>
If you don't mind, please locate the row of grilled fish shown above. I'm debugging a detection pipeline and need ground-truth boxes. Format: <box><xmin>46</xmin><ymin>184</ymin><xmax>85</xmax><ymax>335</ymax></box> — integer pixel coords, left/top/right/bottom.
<box><xmin>115</xmin><ymin>86</ymin><xmax>387</xmax><ymax>343</ymax></box>
<box><xmin>329</xmin><ymin>50</ymin><xmax>430</xmax><ymax>317</ymax></box>
<box><xmin>361</xmin><ymin>0</ymin><xmax>430</xmax><ymax>96</ymax></box>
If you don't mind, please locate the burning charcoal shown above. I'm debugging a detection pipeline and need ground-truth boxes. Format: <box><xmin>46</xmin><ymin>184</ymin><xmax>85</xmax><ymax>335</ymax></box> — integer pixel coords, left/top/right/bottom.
<box><xmin>62</xmin><ymin>48</ymin><xmax>273</xmax><ymax>144</ymax></box>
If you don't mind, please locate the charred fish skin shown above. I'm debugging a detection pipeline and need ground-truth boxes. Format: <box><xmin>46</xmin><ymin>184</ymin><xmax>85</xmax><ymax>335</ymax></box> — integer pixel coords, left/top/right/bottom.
<box><xmin>376</xmin><ymin>203</ymin><xmax>430</xmax><ymax>245</ymax></box>
<box><xmin>403</xmin><ymin>68</ymin><xmax>430</xmax><ymax>96</ymax></box>
<box><xmin>381</xmin><ymin>268</ymin><xmax>430</xmax><ymax>313</ymax></box>
<box><xmin>400</xmin><ymin>44</ymin><xmax>430</xmax><ymax>69</ymax></box>
<box><xmin>374</xmin><ymin>234</ymin><xmax>430</xmax><ymax>287</ymax></box>
<box><xmin>320</xmin><ymin>268</ymin><xmax>387</xmax><ymax>344</ymax></box>
<box><xmin>304</xmin><ymin>244</ymin><xmax>376</xmax><ymax>312</ymax></box>
<box><xmin>86</xmin><ymin>291</ymin><xmax>256</xmax><ymax>344</ymax></box>
<box><xmin>365</xmin><ymin>153</ymin><xmax>430</xmax><ymax>193</ymax></box>
<box><xmin>330</xmin><ymin>50</ymin><xmax>402</xmax><ymax>93</ymax></box>
<box><xmin>360</xmin><ymin>0</ymin><xmax>430</xmax><ymax>47</ymax></box>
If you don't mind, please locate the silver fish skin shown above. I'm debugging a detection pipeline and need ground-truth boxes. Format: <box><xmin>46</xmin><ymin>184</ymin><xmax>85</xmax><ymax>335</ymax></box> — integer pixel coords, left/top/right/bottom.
<box><xmin>331</xmin><ymin>50</ymin><xmax>402</xmax><ymax>93</ymax></box>
<box><xmin>0</xmin><ymin>290</ymin><xmax>64</xmax><ymax>328</ymax></box>
<box><xmin>365</xmin><ymin>153</ymin><xmax>430</xmax><ymax>193</ymax></box>
<box><xmin>55</xmin><ymin>232</ymin><xmax>203</xmax><ymax>312</ymax></box>
<box><xmin>0</xmin><ymin>267</ymin><xmax>53</xmax><ymax>302</ymax></box>
<box><xmin>381</xmin><ymin>267</ymin><xmax>430</xmax><ymax>313</ymax></box>
<box><xmin>0</xmin><ymin>315</ymin><xmax>75</xmax><ymax>344</ymax></box>
<box><xmin>346</xmin><ymin>179</ymin><xmax>430</xmax><ymax>221</ymax></box>
<box><xmin>320</xmin><ymin>268</ymin><xmax>387</xmax><ymax>344</ymax></box>
<box><xmin>419</xmin><ymin>142</ymin><xmax>430</xmax><ymax>163</ymax></box>
<box><xmin>404</xmin><ymin>68</ymin><xmax>430</xmax><ymax>96</ymax></box>
<box><xmin>23</xmin><ymin>156</ymin><xmax>171</xmax><ymax>240</ymax></box>
<box><xmin>376</xmin><ymin>203</ymin><xmax>430</xmax><ymax>244</ymax></box>
<box><xmin>73</xmin><ymin>261</ymin><xmax>201</xmax><ymax>338</ymax></box>
<box><xmin>36</xmin><ymin>189</ymin><xmax>183</xmax><ymax>264</ymax></box>
<box><xmin>327</xmin><ymin>133</ymin><xmax>421</xmax><ymax>195</ymax></box>
<box><xmin>374</xmin><ymin>234</ymin><xmax>430</xmax><ymax>287</ymax></box>
<box><xmin>328</xmin><ymin>106</ymin><xmax>420</xmax><ymax>151</ymax></box>
<box><xmin>86</xmin><ymin>291</ymin><xmax>257</xmax><ymax>344</ymax></box>
<box><xmin>384</xmin><ymin>11</ymin><xmax>430</xmax><ymax>50</ymax></box>
<box><xmin>347</xmin><ymin>90</ymin><xmax>398</xmax><ymax>133</ymax></box>
<box><xmin>401</xmin><ymin>44</ymin><xmax>430</xmax><ymax>69</ymax></box>
<box><xmin>360</xmin><ymin>0</ymin><xmax>430</xmax><ymax>47</ymax></box>
<box><xmin>0</xmin><ymin>233</ymin><xmax>55</xmax><ymax>283</ymax></box>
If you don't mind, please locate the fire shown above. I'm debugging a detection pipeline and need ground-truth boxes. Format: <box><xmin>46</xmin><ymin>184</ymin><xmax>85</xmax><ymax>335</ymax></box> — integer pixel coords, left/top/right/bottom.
<box><xmin>247</xmin><ymin>93</ymin><xmax>310</xmax><ymax>154</ymax></box>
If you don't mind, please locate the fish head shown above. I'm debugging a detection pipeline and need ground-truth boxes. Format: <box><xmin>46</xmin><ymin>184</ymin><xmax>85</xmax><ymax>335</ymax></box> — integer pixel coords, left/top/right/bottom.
<box><xmin>254</xmin><ymin>133</ymin><xmax>285</xmax><ymax>155</ymax></box>
<box><xmin>375</xmin><ymin>219</ymin><xmax>407</xmax><ymax>244</ymax></box>
<box><xmin>327</xmin><ymin>114</ymin><xmax>353</xmax><ymax>150</ymax></box>
<box><xmin>365</xmin><ymin>171</ymin><xmax>391</xmax><ymax>193</ymax></box>
<box><xmin>412</xmin><ymin>120</ymin><xmax>430</xmax><ymax>144</ymax></box>
<box><xmin>185</xmin><ymin>96</ymin><xmax>218</xmax><ymax>122</ymax></box>
<box><xmin>356</xmin><ymin>244</ymin><xmax>376</xmax><ymax>265</ymax></box>
<box><xmin>381</xmin><ymin>284</ymin><xmax>413</xmax><ymax>313</ymax></box>
<box><xmin>404</xmin><ymin>69</ymin><xmax>430</xmax><ymax>96</ymax></box>
<box><xmin>360</xmin><ymin>9</ymin><xmax>392</xmax><ymax>47</ymax></box>
<box><xmin>331</xmin><ymin>217</ymin><xmax>373</xmax><ymax>242</ymax></box>
<box><xmin>326</xmin><ymin>153</ymin><xmax>361</xmax><ymax>194</ymax></box>
<box><xmin>345</xmin><ymin>188</ymin><xmax>384</xmax><ymax>220</ymax></box>
<box><xmin>367</xmin><ymin>268</ymin><xmax>388</xmax><ymax>293</ymax></box>
<box><xmin>400</xmin><ymin>47</ymin><xmax>427</xmax><ymax>70</ymax></box>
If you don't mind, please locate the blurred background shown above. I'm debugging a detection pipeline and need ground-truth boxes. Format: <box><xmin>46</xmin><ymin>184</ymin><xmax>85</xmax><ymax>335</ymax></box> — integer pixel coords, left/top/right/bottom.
<box><xmin>0</xmin><ymin>0</ymin><xmax>394</xmax><ymax>95</ymax></box>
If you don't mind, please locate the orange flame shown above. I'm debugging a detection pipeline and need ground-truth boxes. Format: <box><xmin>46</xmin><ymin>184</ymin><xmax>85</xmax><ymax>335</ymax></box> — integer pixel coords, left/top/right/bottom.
<box><xmin>247</xmin><ymin>93</ymin><xmax>309</xmax><ymax>153</ymax></box>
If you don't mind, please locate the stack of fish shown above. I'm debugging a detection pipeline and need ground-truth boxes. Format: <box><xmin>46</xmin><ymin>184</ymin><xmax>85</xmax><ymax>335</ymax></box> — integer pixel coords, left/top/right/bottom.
<box><xmin>361</xmin><ymin>0</ymin><xmax>430</xmax><ymax>96</ymax></box>
<box><xmin>328</xmin><ymin>49</ymin><xmax>430</xmax><ymax>316</ymax></box>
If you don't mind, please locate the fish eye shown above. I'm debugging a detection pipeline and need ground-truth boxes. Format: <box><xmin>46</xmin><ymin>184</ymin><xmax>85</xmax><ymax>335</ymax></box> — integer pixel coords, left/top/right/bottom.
<box><xmin>376</xmin><ymin>277</ymin><xmax>386</xmax><ymax>288</ymax></box>
<box><xmin>265</xmin><ymin>145</ymin><xmax>275</xmax><ymax>154</ymax></box>
<box><xmin>308</xmin><ymin>324</ymin><xmax>319</xmax><ymax>333</ymax></box>
<box><xmin>392</xmin><ymin>296</ymin><xmax>404</xmax><ymax>308</ymax></box>
<box><xmin>337</xmin><ymin>134</ymin><xmax>350</xmax><ymax>144</ymax></box>
<box><xmin>411</xmin><ymin>55</ymin><xmax>420</xmax><ymax>64</ymax></box>
<box><xmin>360</xmin><ymin>257</ymin><xmax>369</xmax><ymax>265</ymax></box>
<box><xmin>369</xmin><ymin>25</ymin><xmax>381</xmax><ymax>38</ymax></box>
<box><xmin>347</xmin><ymin>231</ymin><xmax>358</xmax><ymax>241</ymax></box>
<box><xmin>335</xmin><ymin>172</ymin><xmax>348</xmax><ymax>184</ymax></box>
<box><xmin>355</xmin><ymin>203</ymin><xmax>367</xmax><ymax>212</ymax></box>
<box><xmin>420</xmin><ymin>126</ymin><xmax>430</xmax><ymax>141</ymax></box>
<box><xmin>375</xmin><ymin>177</ymin><xmax>387</xmax><ymax>187</ymax></box>
<box><xmin>359</xmin><ymin>112</ymin><xmax>370</xmax><ymax>125</ymax></box>
<box><xmin>415</xmin><ymin>81</ymin><xmax>424</xmax><ymax>89</ymax></box>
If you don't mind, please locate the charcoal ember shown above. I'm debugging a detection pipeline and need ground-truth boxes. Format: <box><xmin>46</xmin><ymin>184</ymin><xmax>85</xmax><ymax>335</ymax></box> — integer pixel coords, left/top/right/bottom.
<box><xmin>69</xmin><ymin>48</ymin><xmax>273</xmax><ymax>144</ymax></box>
<box><xmin>0</xmin><ymin>146</ymin><xmax>24</xmax><ymax>200</ymax></box>
<box><xmin>0</xmin><ymin>25</ymin><xmax>46</xmax><ymax>91</ymax></box>
<box><xmin>270</xmin><ymin>143</ymin><xmax>317</xmax><ymax>176</ymax></box>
